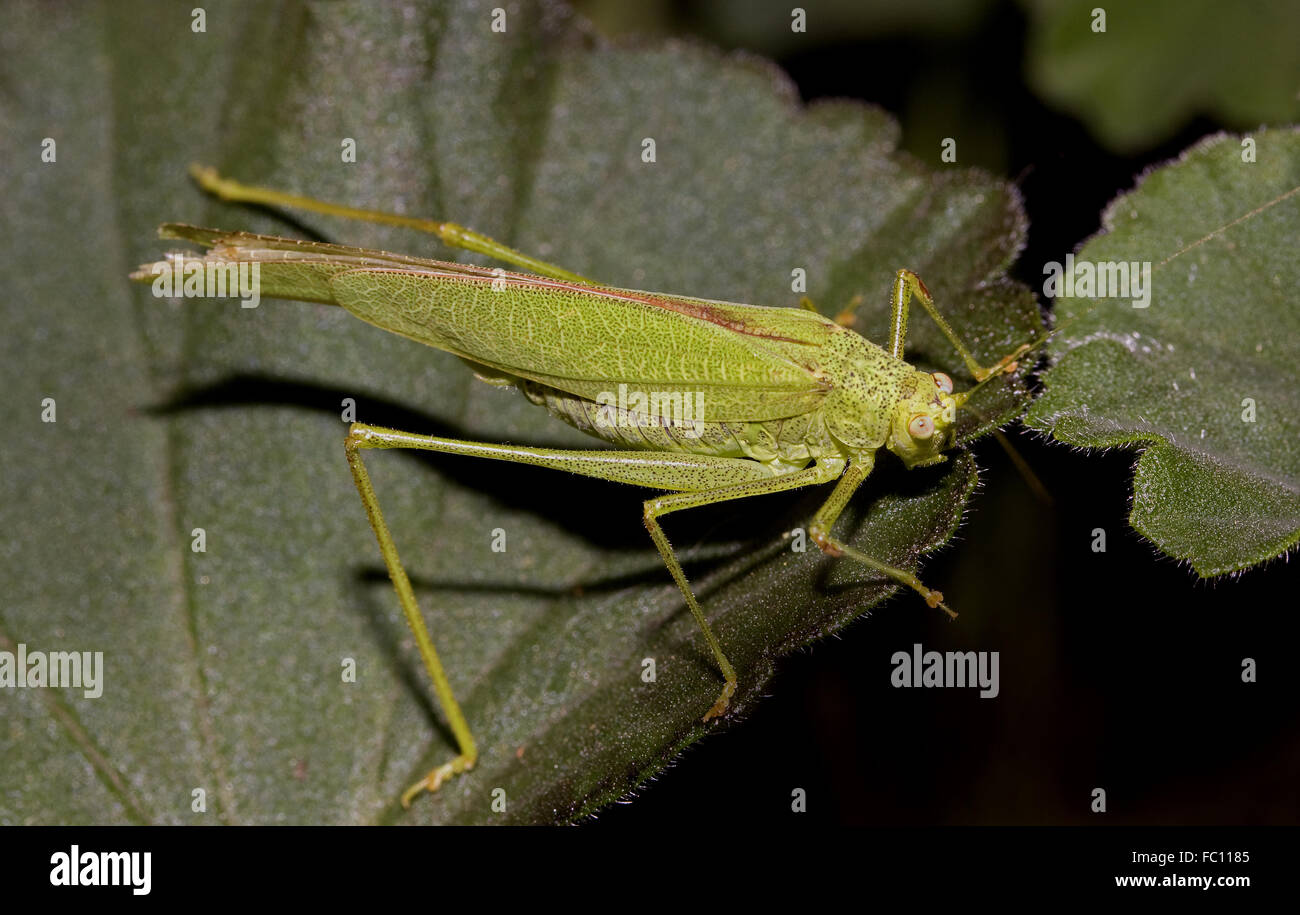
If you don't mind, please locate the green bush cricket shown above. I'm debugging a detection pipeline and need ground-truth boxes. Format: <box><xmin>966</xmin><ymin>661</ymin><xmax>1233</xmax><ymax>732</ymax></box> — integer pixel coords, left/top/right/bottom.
<box><xmin>132</xmin><ymin>166</ymin><xmax>1033</xmax><ymax>807</ymax></box>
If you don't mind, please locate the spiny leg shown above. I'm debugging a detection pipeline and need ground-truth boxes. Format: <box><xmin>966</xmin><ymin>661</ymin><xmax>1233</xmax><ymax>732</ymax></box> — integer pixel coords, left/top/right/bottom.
<box><xmin>806</xmin><ymin>455</ymin><xmax>955</xmax><ymax>618</ymax></box>
<box><xmin>190</xmin><ymin>164</ymin><xmax>594</xmax><ymax>284</ymax></box>
<box><xmin>641</xmin><ymin>461</ymin><xmax>843</xmax><ymax>720</ymax></box>
<box><xmin>888</xmin><ymin>268</ymin><xmax>1029</xmax><ymax>381</ymax></box>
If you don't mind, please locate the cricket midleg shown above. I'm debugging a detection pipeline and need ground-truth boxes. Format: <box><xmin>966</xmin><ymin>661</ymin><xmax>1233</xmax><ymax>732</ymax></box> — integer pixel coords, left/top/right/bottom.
<box><xmin>806</xmin><ymin>455</ymin><xmax>956</xmax><ymax>618</ymax></box>
<box><xmin>641</xmin><ymin>459</ymin><xmax>845</xmax><ymax>719</ymax></box>
<box><xmin>191</xmin><ymin>165</ymin><xmax>593</xmax><ymax>284</ymax></box>
<box><xmin>888</xmin><ymin>269</ymin><xmax>1028</xmax><ymax>381</ymax></box>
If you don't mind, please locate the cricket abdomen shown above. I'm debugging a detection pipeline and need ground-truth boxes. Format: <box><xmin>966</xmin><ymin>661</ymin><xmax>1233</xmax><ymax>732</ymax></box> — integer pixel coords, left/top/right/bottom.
<box><xmin>519</xmin><ymin>380</ymin><xmax>823</xmax><ymax>472</ymax></box>
<box><xmin>514</xmin><ymin>322</ymin><xmax>913</xmax><ymax>471</ymax></box>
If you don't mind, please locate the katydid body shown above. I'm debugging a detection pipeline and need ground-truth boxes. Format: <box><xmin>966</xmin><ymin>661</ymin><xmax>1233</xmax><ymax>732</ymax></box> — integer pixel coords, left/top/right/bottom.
<box><xmin>133</xmin><ymin>170</ymin><xmax>1026</xmax><ymax>806</ymax></box>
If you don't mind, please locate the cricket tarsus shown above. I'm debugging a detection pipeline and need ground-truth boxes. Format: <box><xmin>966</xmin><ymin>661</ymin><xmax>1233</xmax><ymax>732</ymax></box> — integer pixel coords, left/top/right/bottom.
<box><xmin>703</xmin><ymin>680</ymin><xmax>736</xmax><ymax>722</ymax></box>
<box><xmin>400</xmin><ymin>754</ymin><xmax>477</xmax><ymax>809</ymax></box>
<box><xmin>143</xmin><ymin>169</ymin><xmax>1035</xmax><ymax>806</ymax></box>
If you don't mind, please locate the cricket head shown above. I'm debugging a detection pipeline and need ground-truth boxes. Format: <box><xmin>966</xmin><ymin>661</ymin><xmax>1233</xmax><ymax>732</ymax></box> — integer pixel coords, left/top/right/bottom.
<box><xmin>885</xmin><ymin>370</ymin><xmax>966</xmax><ymax>469</ymax></box>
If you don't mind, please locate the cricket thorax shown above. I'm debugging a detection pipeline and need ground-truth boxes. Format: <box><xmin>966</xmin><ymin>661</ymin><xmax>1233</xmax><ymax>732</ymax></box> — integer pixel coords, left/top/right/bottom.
<box><xmin>817</xmin><ymin>328</ymin><xmax>914</xmax><ymax>456</ymax></box>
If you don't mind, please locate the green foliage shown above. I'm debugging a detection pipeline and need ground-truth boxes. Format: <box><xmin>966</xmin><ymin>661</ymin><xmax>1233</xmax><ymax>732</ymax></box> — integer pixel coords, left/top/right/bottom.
<box><xmin>1027</xmin><ymin>129</ymin><xmax>1300</xmax><ymax>575</ymax></box>
<box><xmin>1024</xmin><ymin>0</ymin><xmax>1300</xmax><ymax>152</ymax></box>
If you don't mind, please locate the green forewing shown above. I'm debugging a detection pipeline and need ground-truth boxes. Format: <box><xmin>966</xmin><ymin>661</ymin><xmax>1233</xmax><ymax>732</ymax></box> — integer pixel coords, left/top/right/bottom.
<box><xmin>329</xmin><ymin>268</ymin><xmax>834</xmax><ymax>422</ymax></box>
<box><xmin>151</xmin><ymin>224</ymin><xmax>837</xmax><ymax>423</ymax></box>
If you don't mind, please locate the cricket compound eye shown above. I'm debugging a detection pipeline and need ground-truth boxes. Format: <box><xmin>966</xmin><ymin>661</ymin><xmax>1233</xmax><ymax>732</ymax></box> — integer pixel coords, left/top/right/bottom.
<box><xmin>933</xmin><ymin>372</ymin><xmax>953</xmax><ymax>394</ymax></box>
<box><xmin>908</xmin><ymin>414</ymin><xmax>935</xmax><ymax>439</ymax></box>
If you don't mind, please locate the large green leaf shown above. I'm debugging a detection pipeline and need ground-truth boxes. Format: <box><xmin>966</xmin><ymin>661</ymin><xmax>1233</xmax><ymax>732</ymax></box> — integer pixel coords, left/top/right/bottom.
<box><xmin>1027</xmin><ymin>128</ymin><xmax>1300</xmax><ymax>576</ymax></box>
<box><xmin>1023</xmin><ymin>0</ymin><xmax>1300</xmax><ymax>152</ymax></box>
<box><xmin>0</xmin><ymin>0</ymin><xmax>1038</xmax><ymax>824</ymax></box>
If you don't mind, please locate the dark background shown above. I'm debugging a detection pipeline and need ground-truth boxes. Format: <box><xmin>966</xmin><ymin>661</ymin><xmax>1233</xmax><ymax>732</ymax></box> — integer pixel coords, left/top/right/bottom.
<box><xmin>575</xmin><ymin>0</ymin><xmax>1300</xmax><ymax>825</ymax></box>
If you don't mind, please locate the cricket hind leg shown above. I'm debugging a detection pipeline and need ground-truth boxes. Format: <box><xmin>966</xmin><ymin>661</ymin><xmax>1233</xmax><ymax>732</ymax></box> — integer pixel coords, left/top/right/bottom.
<box><xmin>806</xmin><ymin>456</ymin><xmax>955</xmax><ymax>619</ymax></box>
<box><xmin>345</xmin><ymin>428</ymin><xmax>478</xmax><ymax>807</ymax></box>
<box><xmin>344</xmin><ymin>422</ymin><xmax>826</xmax><ymax>803</ymax></box>
<box><xmin>190</xmin><ymin>165</ymin><xmax>594</xmax><ymax>284</ymax></box>
<box><xmin>887</xmin><ymin>269</ymin><xmax>1029</xmax><ymax>382</ymax></box>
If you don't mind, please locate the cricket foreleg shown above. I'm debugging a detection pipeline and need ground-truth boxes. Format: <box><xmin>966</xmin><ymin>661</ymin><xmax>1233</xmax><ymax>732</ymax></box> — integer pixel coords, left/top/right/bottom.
<box><xmin>807</xmin><ymin>456</ymin><xmax>955</xmax><ymax>618</ymax></box>
<box><xmin>888</xmin><ymin>269</ymin><xmax>1029</xmax><ymax>382</ymax></box>
<box><xmin>190</xmin><ymin>164</ymin><xmax>594</xmax><ymax>284</ymax></box>
<box><xmin>641</xmin><ymin>460</ymin><xmax>845</xmax><ymax>720</ymax></box>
